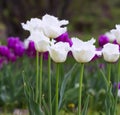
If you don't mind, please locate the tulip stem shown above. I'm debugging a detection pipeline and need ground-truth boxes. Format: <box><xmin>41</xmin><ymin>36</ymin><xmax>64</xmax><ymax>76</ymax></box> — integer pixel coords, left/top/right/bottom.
<box><xmin>114</xmin><ymin>61</ymin><xmax>120</xmax><ymax>114</ymax></box>
<box><xmin>78</xmin><ymin>63</ymin><xmax>84</xmax><ymax>115</ymax></box>
<box><xmin>48</xmin><ymin>54</ymin><xmax>52</xmax><ymax>115</ymax></box>
<box><xmin>107</xmin><ymin>63</ymin><xmax>111</xmax><ymax>87</ymax></box>
<box><xmin>55</xmin><ymin>63</ymin><xmax>60</xmax><ymax>115</ymax></box>
<box><xmin>36</xmin><ymin>51</ymin><xmax>39</xmax><ymax>103</ymax></box>
<box><xmin>39</xmin><ymin>53</ymin><xmax>43</xmax><ymax>106</ymax></box>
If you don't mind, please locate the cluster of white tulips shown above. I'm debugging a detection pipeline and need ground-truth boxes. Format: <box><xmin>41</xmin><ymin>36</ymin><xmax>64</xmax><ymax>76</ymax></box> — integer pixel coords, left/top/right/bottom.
<box><xmin>22</xmin><ymin>14</ymin><xmax>120</xmax><ymax>115</ymax></box>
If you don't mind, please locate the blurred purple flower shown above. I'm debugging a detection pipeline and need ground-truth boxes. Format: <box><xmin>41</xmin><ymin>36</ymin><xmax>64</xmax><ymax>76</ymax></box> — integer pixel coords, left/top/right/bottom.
<box><xmin>99</xmin><ymin>63</ymin><xmax>105</xmax><ymax>69</ymax></box>
<box><xmin>7</xmin><ymin>37</ymin><xmax>25</xmax><ymax>57</ymax></box>
<box><xmin>55</xmin><ymin>32</ymin><xmax>73</xmax><ymax>46</ymax></box>
<box><xmin>14</xmin><ymin>42</ymin><xmax>25</xmax><ymax>57</ymax></box>
<box><xmin>7</xmin><ymin>37</ymin><xmax>20</xmax><ymax>49</ymax></box>
<box><xmin>98</xmin><ymin>35</ymin><xmax>109</xmax><ymax>47</ymax></box>
<box><xmin>25</xmin><ymin>41</ymin><xmax>36</xmax><ymax>57</ymax></box>
<box><xmin>0</xmin><ymin>45</ymin><xmax>10</xmax><ymax>57</ymax></box>
<box><xmin>39</xmin><ymin>52</ymin><xmax>49</xmax><ymax>60</ymax></box>
<box><xmin>7</xmin><ymin>52</ymin><xmax>17</xmax><ymax>62</ymax></box>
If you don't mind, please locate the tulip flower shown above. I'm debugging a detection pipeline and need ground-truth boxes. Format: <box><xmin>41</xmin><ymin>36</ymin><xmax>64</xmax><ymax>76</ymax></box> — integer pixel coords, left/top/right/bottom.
<box><xmin>24</xmin><ymin>40</ymin><xmax>36</xmax><ymax>57</ymax></box>
<box><xmin>55</xmin><ymin>32</ymin><xmax>73</xmax><ymax>46</ymax></box>
<box><xmin>105</xmin><ymin>32</ymin><xmax>116</xmax><ymax>42</ymax></box>
<box><xmin>21</xmin><ymin>18</ymin><xmax>43</xmax><ymax>33</ymax></box>
<box><xmin>22</xmin><ymin>14</ymin><xmax>69</xmax><ymax>39</ymax></box>
<box><xmin>111</xmin><ymin>24</ymin><xmax>120</xmax><ymax>44</ymax></box>
<box><xmin>42</xmin><ymin>14</ymin><xmax>69</xmax><ymax>38</ymax></box>
<box><xmin>98</xmin><ymin>34</ymin><xmax>109</xmax><ymax>47</ymax></box>
<box><xmin>25</xmin><ymin>31</ymin><xmax>50</xmax><ymax>52</ymax></box>
<box><xmin>71</xmin><ymin>37</ymin><xmax>97</xmax><ymax>63</ymax></box>
<box><xmin>49</xmin><ymin>41</ymin><xmax>70</xmax><ymax>63</ymax></box>
<box><xmin>102</xmin><ymin>43</ymin><xmax>120</xmax><ymax>62</ymax></box>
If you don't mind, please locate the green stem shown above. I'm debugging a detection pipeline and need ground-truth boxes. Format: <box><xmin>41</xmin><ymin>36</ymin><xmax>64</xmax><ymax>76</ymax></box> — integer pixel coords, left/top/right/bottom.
<box><xmin>78</xmin><ymin>63</ymin><xmax>84</xmax><ymax>115</ymax></box>
<box><xmin>35</xmin><ymin>51</ymin><xmax>39</xmax><ymax>103</ymax></box>
<box><xmin>114</xmin><ymin>61</ymin><xmax>120</xmax><ymax>114</ymax></box>
<box><xmin>48</xmin><ymin>54</ymin><xmax>52</xmax><ymax>115</ymax></box>
<box><xmin>55</xmin><ymin>63</ymin><xmax>60</xmax><ymax>115</ymax></box>
<box><xmin>39</xmin><ymin>53</ymin><xmax>43</xmax><ymax>106</ymax></box>
<box><xmin>107</xmin><ymin>63</ymin><xmax>111</xmax><ymax>87</ymax></box>
<box><xmin>106</xmin><ymin>63</ymin><xmax>111</xmax><ymax>115</ymax></box>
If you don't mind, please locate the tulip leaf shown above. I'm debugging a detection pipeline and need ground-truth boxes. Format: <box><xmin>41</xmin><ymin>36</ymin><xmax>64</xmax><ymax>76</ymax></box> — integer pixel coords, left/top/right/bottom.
<box><xmin>59</xmin><ymin>63</ymin><xmax>77</xmax><ymax>109</ymax></box>
<box><xmin>23</xmin><ymin>71</ymin><xmax>44</xmax><ymax>115</ymax></box>
<box><xmin>82</xmin><ymin>95</ymin><xmax>90</xmax><ymax>115</ymax></box>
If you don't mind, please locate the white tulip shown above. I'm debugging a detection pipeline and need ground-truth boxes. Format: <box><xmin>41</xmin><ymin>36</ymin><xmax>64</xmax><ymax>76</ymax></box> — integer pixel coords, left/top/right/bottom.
<box><xmin>42</xmin><ymin>14</ymin><xmax>69</xmax><ymax>38</ymax></box>
<box><xmin>21</xmin><ymin>18</ymin><xmax>43</xmax><ymax>33</ymax></box>
<box><xmin>22</xmin><ymin>14</ymin><xmax>69</xmax><ymax>39</ymax></box>
<box><xmin>102</xmin><ymin>43</ymin><xmax>119</xmax><ymax>62</ymax></box>
<box><xmin>49</xmin><ymin>42</ymin><xmax>70</xmax><ymax>63</ymax></box>
<box><xmin>105</xmin><ymin>32</ymin><xmax>116</xmax><ymax>42</ymax></box>
<box><xmin>71</xmin><ymin>37</ymin><xmax>96</xmax><ymax>63</ymax></box>
<box><xmin>25</xmin><ymin>31</ymin><xmax>50</xmax><ymax>52</ymax></box>
<box><xmin>111</xmin><ymin>24</ymin><xmax>120</xmax><ymax>44</ymax></box>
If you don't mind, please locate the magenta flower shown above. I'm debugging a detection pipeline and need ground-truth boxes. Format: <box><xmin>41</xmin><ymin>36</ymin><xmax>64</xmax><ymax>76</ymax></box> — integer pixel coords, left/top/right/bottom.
<box><xmin>7</xmin><ymin>37</ymin><xmax>25</xmax><ymax>57</ymax></box>
<box><xmin>7</xmin><ymin>37</ymin><xmax>20</xmax><ymax>49</ymax></box>
<box><xmin>25</xmin><ymin>41</ymin><xmax>36</xmax><ymax>57</ymax></box>
<box><xmin>7</xmin><ymin>52</ymin><xmax>17</xmax><ymax>62</ymax></box>
<box><xmin>14</xmin><ymin>42</ymin><xmax>25</xmax><ymax>57</ymax></box>
<box><xmin>98</xmin><ymin>35</ymin><xmax>109</xmax><ymax>47</ymax></box>
<box><xmin>55</xmin><ymin>32</ymin><xmax>73</xmax><ymax>46</ymax></box>
<box><xmin>0</xmin><ymin>45</ymin><xmax>10</xmax><ymax>57</ymax></box>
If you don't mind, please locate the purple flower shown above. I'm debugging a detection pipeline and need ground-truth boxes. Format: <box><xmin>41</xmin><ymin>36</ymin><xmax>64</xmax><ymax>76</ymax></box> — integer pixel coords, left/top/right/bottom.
<box><xmin>7</xmin><ymin>37</ymin><xmax>25</xmax><ymax>57</ymax></box>
<box><xmin>55</xmin><ymin>32</ymin><xmax>73</xmax><ymax>46</ymax></box>
<box><xmin>98</xmin><ymin>35</ymin><xmax>109</xmax><ymax>47</ymax></box>
<box><xmin>7</xmin><ymin>52</ymin><xmax>17</xmax><ymax>62</ymax></box>
<box><xmin>7</xmin><ymin>37</ymin><xmax>20</xmax><ymax>49</ymax></box>
<box><xmin>14</xmin><ymin>42</ymin><xmax>25</xmax><ymax>57</ymax></box>
<box><xmin>43</xmin><ymin>51</ymin><xmax>49</xmax><ymax>60</ymax></box>
<box><xmin>25</xmin><ymin>41</ymin><xmax>36</xmax><ymax>57</ymax></box>
<box><xmin>0</xmin><ymin>45</ymin><xmax>10</xmax><ymax>57</ymax></box>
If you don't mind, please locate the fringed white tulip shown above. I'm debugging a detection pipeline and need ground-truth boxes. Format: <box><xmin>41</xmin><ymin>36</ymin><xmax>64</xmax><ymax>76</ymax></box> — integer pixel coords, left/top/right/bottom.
<box><xmin>102</xmin><ymin>43</ymin><xmax>120</xmax><ymax>62</ymax></box>
<box><xmin>42</xmin><ymin>14</ymin><xmax>69</xmax><ymax>38</ymax></box>
<box><xmin>49</xmin><ymin>42</ymin><xmax>70</xmax><ymax>63</ymax></box>
<box><xmin>111</xmin><ymin>24</ymin><xmax>120</xmax><ymax>44</ymax></box>
<box><xmin>25</xmin><ymin>31</ymin><xmax>50</xmax><ymax>52</ymax></box>
<box><xmin>22</xmin><ymin>14</ymin><xmax>69</xmax><ymax>39</ymax></box>
<box><xmin>21</xmin><ymin>18</ymin><xmax>43</xmax><ymax>33</ymax></box>
<box><xmin>71</xmin><ymin>37</ymin><xmax>96</xmax><ymax>63</ymax></box>
<box><xmin>105</xmin><ymin>32</ymin><xmax>116</xmax><ymax>42</ymax></box>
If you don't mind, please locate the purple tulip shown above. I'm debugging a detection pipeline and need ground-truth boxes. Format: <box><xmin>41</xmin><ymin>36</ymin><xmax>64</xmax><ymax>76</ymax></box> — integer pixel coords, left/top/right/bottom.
<box><xmin>0</xmin><ymin>45</ymin><xmax>10</xmax><ymax>57</ymax></box>
<box><xmin>7</xmin><ymin>37</ymin><xmax>25</xmax><ymax>57</ymax></box>
<box><xmin>25</xmin><ymin>41</ymin><xmax>36</xmax><ymax>57</ymax></box>
<box><xmin>7</xmin><ymin>52</ymin><xmax>17</xmax><ymax>62</ymax></box>
<box><xmin>98</xmin><ymin>35</ymin><xmax>109</xmax><ymax>47</ymax></box>
<box><xmin>14</xmin><ymin>42</ymin><xmax>25</xmax><ymax>57</ymax></box>
<box><xmin>55</xmin><ymin>32</ymin><xmax>73</xmax><ymax>46</ymax></box>
<box><xmin>7</xmin><ymin>37</ymin><xmax>20</xmax><ymax>49</ymax></box>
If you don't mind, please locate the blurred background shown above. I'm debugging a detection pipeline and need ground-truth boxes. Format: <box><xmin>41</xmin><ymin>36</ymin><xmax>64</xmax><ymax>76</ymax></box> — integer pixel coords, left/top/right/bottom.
<box><xmin>1</xmin><ymin>0</ymin><xmax>120</xmax><ymax>39</ymax></box>
<box><xmin>1</xmin><ymin>0</ymin><xmax>120</xmax><ymax>114</ymax></box>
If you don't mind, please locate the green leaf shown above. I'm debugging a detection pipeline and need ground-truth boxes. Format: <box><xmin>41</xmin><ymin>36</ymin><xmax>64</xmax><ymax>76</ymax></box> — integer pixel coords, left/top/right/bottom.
<box><xmin>59</xmin><ymin>63</ymin><xmax>77</xmax><ymax>109</ymax></box>
<box><xmin>82</xmin><ymin>95</ymin><xmax>90</xmax><ymax>115</ymax></box>
<box><xmin>22</xmin><ymin>71</ymin><xmax>44</xmax><ymax>115</ymax></box>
